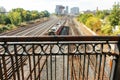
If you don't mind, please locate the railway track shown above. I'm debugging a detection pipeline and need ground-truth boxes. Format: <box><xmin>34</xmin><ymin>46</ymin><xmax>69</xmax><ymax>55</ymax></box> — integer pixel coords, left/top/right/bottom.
<box><xmin>0</xmin><ymin>17</ymin><xmax>67</xmax><ymax>79</ymax></box>
<box><xmin>1</xmin><ymin>16</ymin><xmax>112</xmax><ymax>80</ymax></box>
<box><xmin>0</xmin><ymin>16</ymin><xmax>112</xmax><ymax>80</ymax></box>
<box><xmin>0</xmin><ymin>18</ymin><xmax>59</xmax><ymax>36</ymax></box>
<box><xmin>67</xmin><ymin>17</ymin><xmax>112</xmax><ymax>80</ymax></box>
<box><xmin>0</xmin><ymin>18</ymin><xmax>49</xmax><ymax>36</ymax></box>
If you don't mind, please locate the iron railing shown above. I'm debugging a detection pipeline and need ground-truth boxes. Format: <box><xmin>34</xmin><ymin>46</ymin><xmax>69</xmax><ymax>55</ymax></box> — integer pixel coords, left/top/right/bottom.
<box><xmin>0</xmin><ymin>36</ymin><xmax>120</xmax><ymax>80</ymax></box>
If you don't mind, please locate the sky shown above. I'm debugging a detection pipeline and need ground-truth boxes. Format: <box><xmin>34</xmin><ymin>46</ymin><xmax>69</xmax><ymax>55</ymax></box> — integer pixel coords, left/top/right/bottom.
<box><xmin>0</xmin><ymin>0</ymin><xmax>119</xmax><ymax>13</ymax></box>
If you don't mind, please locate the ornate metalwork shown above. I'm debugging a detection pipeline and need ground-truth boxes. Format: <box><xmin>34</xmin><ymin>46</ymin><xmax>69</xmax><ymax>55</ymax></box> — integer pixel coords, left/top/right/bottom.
<box><xmin>0</xmin><ymin>36</ymin><xmax>119</xmax><ymax>80</ymax></box>
<box><xmin>0</xmin><ymin>42</ymin><xmax>116</xmax><ymax>55</ymax></box>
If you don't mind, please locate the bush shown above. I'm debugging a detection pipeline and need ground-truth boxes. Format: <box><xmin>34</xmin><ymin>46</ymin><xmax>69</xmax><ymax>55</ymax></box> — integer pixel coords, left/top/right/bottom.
<box><xmin>0</xmin><ymin>27</ymin><xmax>3</xmax><ymax>33</ymax></box>
<box><xmin>112</xmin><ymin>30</ymin><xmax>120</xmax><ymax>35</ymax></box>
<box><xmin>0</xmin><ymin>24</ymin><xmax>16</xmax><ymax>33</ymax></box>
<box><xmin>8</xmin><ymin>11</ymin><xmax>22</xmax><ymax>25</ymax></box>
<box><xmin>108</xmin><ymin>3</ymin><xmax>120</xmax><ymax>26</ymax></box>
<box><xmin>0</xmin><ymin>26</ymin><xmax>9</xmax><ymax>33</ymax></box>
<box><xmin>78</xmin><ymin>13</ymin><xmax>93</xmax><ymax>24</ymax></box>
<box><xmin>85</xmin><ymin>17</ymin><xmax>102</xmax><ymax>32</ymax></box>
<box><xmin>7</xmin><ymin>24</ymin><xmax>16</xmax><ymax>29</ymax></box>
<box><xmin>101</xmin><ymin>24</ymin><xmax>112</xmax><ymax>35</ymax></box>
<box><xmin>2</xmin><ymin>26</ymin><xmax>10</xmax><ymax>31</ymax></box>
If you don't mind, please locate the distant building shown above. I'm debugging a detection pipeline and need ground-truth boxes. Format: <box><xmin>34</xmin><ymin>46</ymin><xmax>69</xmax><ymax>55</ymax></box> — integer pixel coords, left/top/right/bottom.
<box><xmin>64</xmin><ymin>6</ymin><xmax>69</xmax><ymax>14</ymax></box>
<box><xmin>81</xmin><ymin>10</ymin><xmax>97</xmax><ymax>15</ymax></box>
<box><xmin>70</xmin><ymin>7</ymin><xmax>79</xmax><ymax>15</ymax></box>
<box><xmin>55</xmin><ymin>5</ymin><xmax>65</xmax><ymax>15</ymax></box>
<box><xmin>0</xmin><ymin>6</ymin><xmax>6</xmax><ymax>14</ymax></box>
<box><xmin>83</xmin><ymin>10</ymin><xmax>93</xmax><ymax>14</ymax></box>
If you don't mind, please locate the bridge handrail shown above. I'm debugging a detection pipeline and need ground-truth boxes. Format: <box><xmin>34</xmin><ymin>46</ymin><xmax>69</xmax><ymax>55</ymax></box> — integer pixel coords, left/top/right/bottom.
<box><xmin>0</xmin><ymin>36</ymin><xmax>120</xmax><ymax>42</ymax></box>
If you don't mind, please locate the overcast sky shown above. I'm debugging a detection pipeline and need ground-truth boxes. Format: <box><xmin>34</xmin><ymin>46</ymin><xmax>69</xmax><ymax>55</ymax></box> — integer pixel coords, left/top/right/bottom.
<box><xmin>0</xmin><ymin>0</ymin><xmax>119</xmax><ymax>13</ymax></box>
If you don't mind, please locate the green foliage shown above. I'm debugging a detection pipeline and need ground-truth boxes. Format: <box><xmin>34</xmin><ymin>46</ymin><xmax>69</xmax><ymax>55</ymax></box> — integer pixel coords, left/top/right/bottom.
<box><xmin>25</xmin><ymin>10</ymin><xmax>32</xmax><ymax>21</ymax></box>
<box><xmin>96</xmin><ymin>11</ymin><xmax>104</xmax><ymax>19</ymax></box>
<box><xmin>39</xmin><ymin>12</ymin><xmax>45</xmax><ymax>18</ymax></box>
<box><xmin>31</xmin><ymin>10</ymin><xmax>40</xmax><ymax>20</ymax></box>
<box><xmin>96</xmin><ymin>10</ymin><xmax>110</xmax><ymax>19</ymax></box>
<box><xmin>78</xmin><ymin>13</ymin><xmax>93</xmax><ymax>24</ymax></box>
<box><xmin>11</xmin><ymin>8</ymin><xmax>31</xmax><ymax>22</ymax></box>
<box><xmin>112</xmin><ymin>29</ymin><xmax>120</xmax><ymax>35</ymax></box>
<box><xmin>8</xmin><ymin>8</ymin><xmax>50</xmax><ymax>24</ymax></box>
<box><xmin>11</xmin><ymin>8</ymin><xmax>25</xmax><ymax>22</ymax></box>
<box><xmin>108</xmin><ymin>2</ymin><xmax>120</xmax><ymax>26</ymax></box>
<box><xmin>85</xmin><ymin>17</ymin><xmax>102</xmax><ymax>32</ymax></box>
<box><xmin>0</xmin><ymin>14</ymin><xmax>11</xmax><ymax>24</ymax></box>
<box><xmin>103</xmin><ymin>10</ymin><xmax>110</xmax><ymax>16</ymax></box>
<box><xmin>0</xmin><ymin>7</ymin><xmax>50</xmax><ymax>33</ymax></box>
<box><xmin>0</xmin><ymin>14</ymin><xmax>6</xmax><ymax>24</ymax></box>
<box><xmin>4</xmin><ymin>16</ymin><xmax>11</xmax><ymax>24</ymax></box>
<box><xmin>101</xmin><ymin>24</ymin><xmax>112</xmax><ymax>35</ymax></box>
<box><xmin>76</xmin><ymin>2</ymin><xmax>120</xmax><ymax>35</ymax></box>
<box><xmin>0</xmin><ymin>24</ymin><xmax>16</xmax><ymax>33</ymax></box>
<box><xmin>40</xmin><ymin>10</ymin><xmax>50</xmax><ymax>18</ymax></box>
<box><xmin>7</xmin><ymin>24</ymin><xmax>16</xmax><ymax>29</ymax></box>
<box><xmin>2</xmin><ymin>26</ymin><xmax>10</xmax><ymax>31</ymax></box>
<box><xmin>8</xmin><ymin>11</ymin><xmax>22</xmax><ymax>25</ymax></box>
<box><xmin>0</xmin><ymin>27</ymin><xmax>3</xmax><ymax>33</ymax></box>
<box><xmin>77</xmin><ymin>13</ymin><xmax>102</xmax><ymax>32</ymax></box>
<box><xmin>43</xmin><ymin>10</ymin><xmax>50</xmax><ymax>17</ymax></box>
<box><xmin>0</xmin><ymin>14</ymin><xmax>7</xmax><ymax>24</ymax></box>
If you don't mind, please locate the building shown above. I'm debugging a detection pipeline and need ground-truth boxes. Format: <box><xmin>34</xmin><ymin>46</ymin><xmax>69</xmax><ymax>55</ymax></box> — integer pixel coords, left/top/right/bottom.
<box><xmin>55</xmin><ymin>5</ymin><xmax>65</xmax><ymax>15</ymax></box>
<box><xmin>70</xmin><ymin>7</ymin><xmax>79</xmax><ymax>15</ymax></box>
<box><xmin>0</xmin><ymin>6</ymin><xmax>6</xmax><ymax>14</ymax></box>
<box><xmin>64</xmin><ymin>6</ymin><xmax>69</xmax><ymax>14</ymax></box>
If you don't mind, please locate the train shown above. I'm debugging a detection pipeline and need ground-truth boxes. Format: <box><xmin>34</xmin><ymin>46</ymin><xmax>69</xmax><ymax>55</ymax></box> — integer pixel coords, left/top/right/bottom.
<box><xmin>48</xmin><ymin>20</ymin><xmax>66</xmax><ymax>35</ymax></box>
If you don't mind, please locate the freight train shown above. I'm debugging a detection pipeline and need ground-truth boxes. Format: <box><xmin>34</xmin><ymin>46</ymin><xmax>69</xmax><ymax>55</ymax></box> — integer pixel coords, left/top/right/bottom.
<box><xmin>48</xmin><ymin>20</ymin><xmax>66</xmax><ymax>35</ymax></box>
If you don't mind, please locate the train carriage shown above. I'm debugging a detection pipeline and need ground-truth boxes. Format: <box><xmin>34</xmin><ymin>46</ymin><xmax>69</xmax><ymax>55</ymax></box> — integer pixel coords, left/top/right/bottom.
<box><xmin>48</xmin><ymin>20</ymin><xmax>66</xmax><ymax>35</ymax></box>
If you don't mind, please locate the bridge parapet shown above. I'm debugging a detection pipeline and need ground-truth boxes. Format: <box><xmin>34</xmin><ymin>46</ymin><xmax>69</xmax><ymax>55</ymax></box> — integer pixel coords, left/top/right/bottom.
<box><xmin>0</xmin><ymin>36</ymin><xmax>120</xmax><ymax>80</ymax></box>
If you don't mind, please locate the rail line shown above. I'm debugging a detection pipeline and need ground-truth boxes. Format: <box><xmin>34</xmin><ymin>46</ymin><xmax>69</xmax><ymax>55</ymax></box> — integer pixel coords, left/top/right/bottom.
<box><xmin>0</xmin><ymin>16</ymin><xmax>114</xmax><ymax>80</ymax></box>
<box><xmin>0</xmin><ymin>17</ymin><xmax>67</xmax><ymax>79</ymax></box>
<box><xmin>68</xmin><ymin>17</ymin><xmax>113</xmax><ymax>80</ymax></box>
<box><xmin>0</xmin><ymin>18</ymin><xmax>49</xmax><ymax>36</ymax></box>
<box><xmin>0</xmin><ymin>36</ymin><xmax>118</xmax><ymax>80</ymax></box>
<box><xmin>0</xmin><ymin>18</ymin><xmax>59</xmax><ymax>36</ymax></box>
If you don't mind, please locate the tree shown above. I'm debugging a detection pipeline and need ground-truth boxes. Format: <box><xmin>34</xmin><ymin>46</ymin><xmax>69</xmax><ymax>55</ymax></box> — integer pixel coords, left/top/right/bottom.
<box><xmin>11</xmin><ymin>8</ymin><xmax>27</xmax><ymax>22</ymax></box>
<box><xmin>25</xmin><ymin>10</ymin><xmax>32</xmax><ymax>21</ymax></box>
<box><xmin>43</xmin><ymin>10</ymin><xmax>50</xmax><ymax>17</ymax></box>
<box><xmin>8</xmin><ymin>11</ymin><xmax>22</xmax><ymax>25</ymax></box>
<box><xmin>31</xmin><ymin>10</ymin><xmax>40</xmax><ymax>20</ymax></box>
<box><xmin>101</xmin><ymin>24</ymin><xmax>113</xmax><ymax>35</ymax></box>
<box><xmin>112</xmin><ymin>29</ymin><xmax>120</xmax><ymax>35</ymax></box>
<box><xmin>1</xmin><ymin>7</ymin><xmax>50</xmax><ymax>26</ymax></box>
<box><xmin>96</xmin><ymin>10</ymin><xmax>110</xmax><ymax>19</ymax></box>
<box><xmin>85</xmin><ymin>16</ymin><xmax>102</xmax><ymax>32</ymax></box>
<box><xmin>78</xmin><ymin>13</ymin><xmax>94</xmax><ymax>24</ymax></box>
<box><xmin>0</xmin><ymin>14</ymin><xmax>6</xmax><ymax>24</ymax></box>
<box><xmin>39</xmin><ymin>11</ymin><xmax>45</xmax><ymax>18</ymax></box>
<box><xmin>96</xmin><ymin>10</ymin><xmax>105</xmax><ymax>19</ymax></box>
<box><xmin>0</xmin><ymin>14</ymin><xmax>11</xmax><ymax>24</ymax></box>
<box><xmin>109</xmin><ymin>2</ymin><xmax>120</xmax><ymax>26</ymax></box>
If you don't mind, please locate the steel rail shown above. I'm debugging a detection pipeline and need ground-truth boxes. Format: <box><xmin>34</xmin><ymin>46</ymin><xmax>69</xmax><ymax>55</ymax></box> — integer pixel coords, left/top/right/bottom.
<box><xmin>0</xmin><ymin>18</ymin><xmax>62</xmax><ymax>78</ymax></box>
<box><xmin>68</xmin><ymin>17</ymin><xmax>117</xmax><ymax>80</ymax></box>
<box><xmin>0</xmin><ymin>18</ymin><xmax>67</xmax><ymax>80</ymax></box>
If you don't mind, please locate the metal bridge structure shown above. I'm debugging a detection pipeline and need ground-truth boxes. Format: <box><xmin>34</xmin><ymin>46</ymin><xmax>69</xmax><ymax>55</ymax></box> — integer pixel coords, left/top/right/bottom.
<box><xmin>0</xmin><ymin>36</ymin><xmax>120</xmax><ymax>80</ymax></box>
